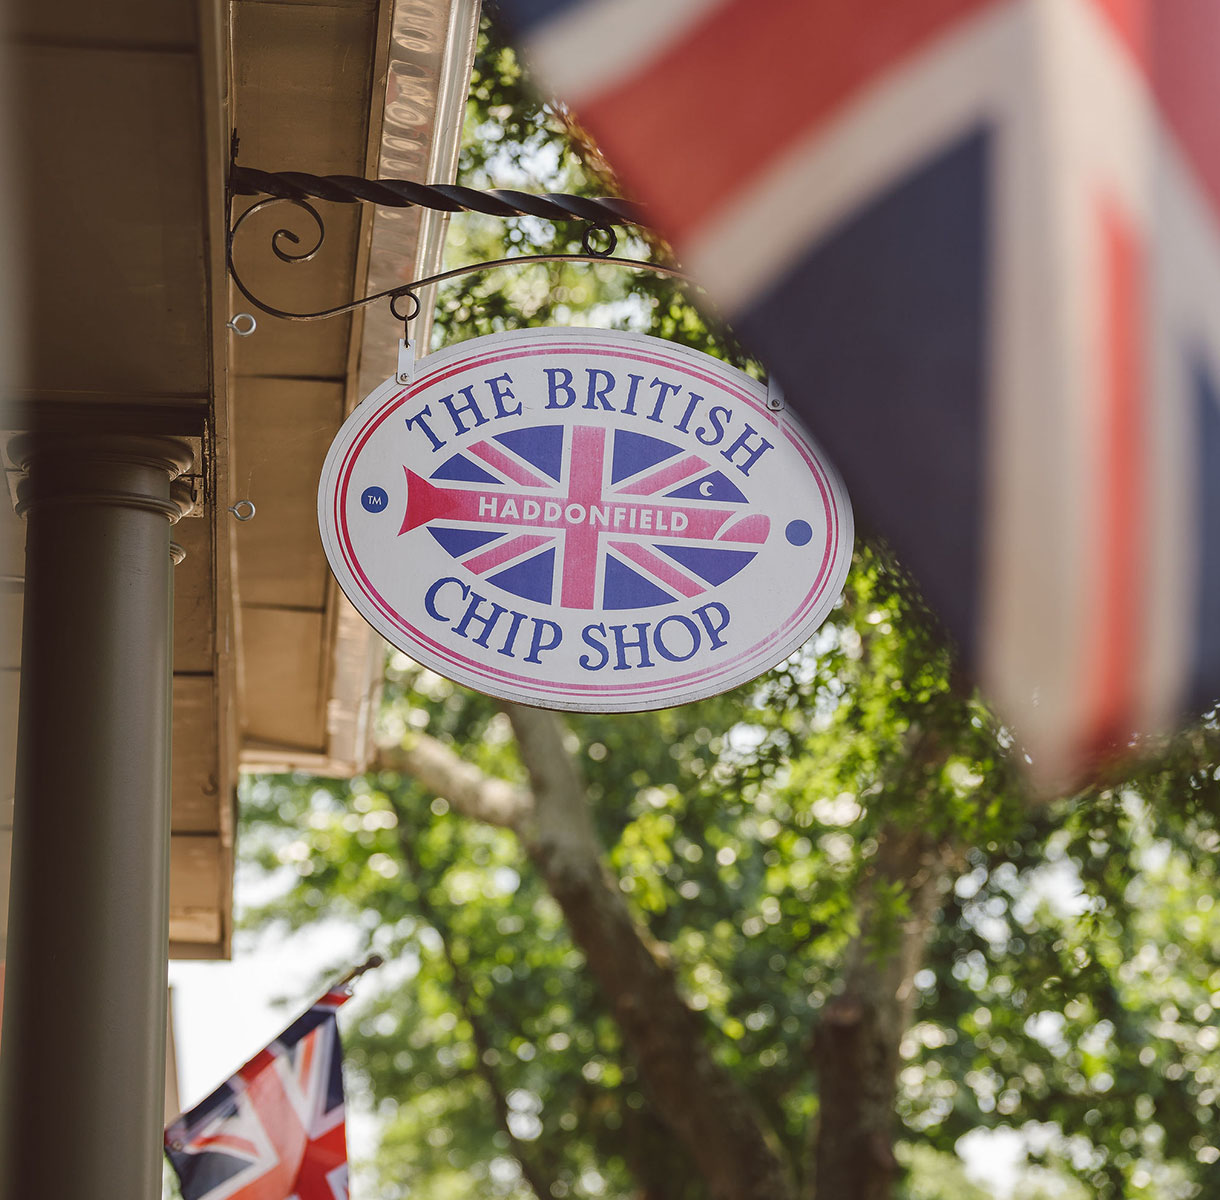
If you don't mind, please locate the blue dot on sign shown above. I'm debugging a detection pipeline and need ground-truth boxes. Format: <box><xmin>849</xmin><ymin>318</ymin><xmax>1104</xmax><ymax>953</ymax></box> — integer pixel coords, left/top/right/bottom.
<box><xmin>785</xmin><ymin>520</ymin><xmax>813</xmax><ymax>546</ymax></box>
<box><xmin>362</xmin><ymin>486</ymin><xmax>389</xmax><ymax>513</ymax></box>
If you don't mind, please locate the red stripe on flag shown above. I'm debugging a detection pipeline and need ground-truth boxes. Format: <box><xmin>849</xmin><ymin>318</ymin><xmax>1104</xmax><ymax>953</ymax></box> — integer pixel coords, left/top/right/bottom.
<box><xmin>609</xmin><ymin>541</ymin><xmax>705</xmax><ymax>598</ymax></box>
<box><xmin>1151</xmin><ymin>2</ymin><xmax>1220</xmax><ymax>225</ymax></box>
<box><xmin>465</xmin><ymin>533</ymin><xmax>552</xmax><ymax>574</ymax></box>
<box><xmin>195</xmin><ymin>1133</ymin><xmax>260</xmax><ymax>1157</ymax></box>
<box><xmin>1080</xmin><ymin>197</ymin><xmax>1144</xmax><ymax>761</ymax></box>
<box><xmin>578</xmin><ymin>0</ymin><xmax>1003</xmax><ymax>241</ymax></box>
<box><xmin>616</xmin><ymin>454</ymin><xmax>707</xmax><ymax>496</ymax></box>
<box><xmin>469</xmin><ymin>441</ymin><xmax>550</xmax><ymax>487</ymax></box>
<box><xmin>1090</xmin><ymin>0</ymin><xmax>1220</xmax><ymax>226</ymax></box>
<box><xmin>1088</xmin><ymin>0</ymin><xmax>1144</xmax><ymax>50</ymax></box>
<box><xmin>239</xmin><ymin>1049</ymin><xmax>277</xmax><ymax>1082</ymax></box>
<box><xmin>561</xmin><ymin>426</ymin><xmax>608</xmax><ymax>609</ymax></box>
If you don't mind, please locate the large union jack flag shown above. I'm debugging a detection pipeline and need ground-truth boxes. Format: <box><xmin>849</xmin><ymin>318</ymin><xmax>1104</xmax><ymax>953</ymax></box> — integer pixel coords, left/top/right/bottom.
<box><xmin>492</xmin><ymin>0</ymin><xmax>1220</xmax><ymax>786</ymax></box>
<box><xmin>165</xmin><ymin>990</ymin><xmax>351</xmax><ymax>1200</ymax></box>
<box><xmin>404</xmin><ymin>422</ymin><xmax>769</xmax><ymax>610</ymax></box>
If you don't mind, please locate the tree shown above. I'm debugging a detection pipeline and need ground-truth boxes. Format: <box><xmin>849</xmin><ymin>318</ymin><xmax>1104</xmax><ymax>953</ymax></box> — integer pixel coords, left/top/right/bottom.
<box><xmin>243</xmin><ymin>541</ymin><xmax>999</xmax><ymax>1200</ymax></box>
<box><xmin>243</xmin><ymin>537</ymin><xmax>1220</xmax><ymax>1200</ymax></box>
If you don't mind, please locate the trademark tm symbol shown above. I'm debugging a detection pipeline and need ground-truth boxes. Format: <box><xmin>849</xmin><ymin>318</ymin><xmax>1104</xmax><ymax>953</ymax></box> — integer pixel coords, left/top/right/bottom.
<box><xmin>362</xmin><ymin>486</ymin><xmax>389</xmax><ymax>513</ymax></box>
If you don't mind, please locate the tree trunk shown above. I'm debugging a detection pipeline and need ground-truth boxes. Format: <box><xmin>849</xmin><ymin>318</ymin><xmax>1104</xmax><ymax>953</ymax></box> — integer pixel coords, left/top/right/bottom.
<box><xmin>621</xmin><ymin>1102</ymin><xmax>704</xmax><ymax>1200</ymax></box>
<box><xmin>809</xmin><ymin>824</ymin><xmax>954</xmax><ymax>1200</ymax></box>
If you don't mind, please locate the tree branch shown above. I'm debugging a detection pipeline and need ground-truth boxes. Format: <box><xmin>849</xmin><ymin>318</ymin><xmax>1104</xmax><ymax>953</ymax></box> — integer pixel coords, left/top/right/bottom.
<box><xmin>386</xmin><ymin>795</ymin><xmax>557</xmax><ymax>1200</ymax></box>
<box><xmin>810</xmin><ymin>825</ymin><xmax>954</xmax><ymax>1200</ymax></box>
<box><xmin>375</xmin><ymin>736</ymin><xmax>534</xmax><ymax>829</ymax></box>
<box><xmin>808</xmin><ymin>727</ymin><xmax>961</xmax><ymax>1200</ymax></box>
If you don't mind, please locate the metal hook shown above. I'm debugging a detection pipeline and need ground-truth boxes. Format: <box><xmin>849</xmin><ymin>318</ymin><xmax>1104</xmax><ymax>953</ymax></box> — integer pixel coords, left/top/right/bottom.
<box><xmin>228</xmin><ymin>499</ymin><xmax>256</xmax><ymax>522</ymax></box>
<box><xmin>227</xmin><ymin>313</ymin><xmax>257</xmax><ymax>337</ymax></box>
<box><xmin>390</xmin><ymin>289</ymin><xmax>422</xmax><ymax>386</ymax></box>
<box><xmin>581</xmin><ymin>224</ymin><xmax>618</xmax><ymax>257</ymax></box>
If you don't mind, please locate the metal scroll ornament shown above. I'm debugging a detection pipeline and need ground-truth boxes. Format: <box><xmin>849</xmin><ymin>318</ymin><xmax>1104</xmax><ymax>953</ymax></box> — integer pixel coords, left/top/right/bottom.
<box><xmin>226</xmin><ymin>167</ymin><xmax>682</xmax><ymax>327</ymax></box>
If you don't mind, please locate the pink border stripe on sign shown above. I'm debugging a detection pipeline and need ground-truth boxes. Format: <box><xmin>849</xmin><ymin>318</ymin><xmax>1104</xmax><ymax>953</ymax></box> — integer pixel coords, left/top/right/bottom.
<box><xmin>334</xmin><ymin>345</ymin><xmax>836</xmax><ymax>697</ymax></box>
<box><xmin>332</xmin><ymin>340</ymin><xmax>842</xmax><ymax>701</ymax></box>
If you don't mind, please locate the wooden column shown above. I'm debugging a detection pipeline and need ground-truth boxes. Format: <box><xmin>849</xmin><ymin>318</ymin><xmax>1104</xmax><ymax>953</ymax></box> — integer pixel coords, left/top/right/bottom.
<box><xmin>0</xmin><ymin>434</ymin><xmax>192</xmax><ymax>1200</ymax></box>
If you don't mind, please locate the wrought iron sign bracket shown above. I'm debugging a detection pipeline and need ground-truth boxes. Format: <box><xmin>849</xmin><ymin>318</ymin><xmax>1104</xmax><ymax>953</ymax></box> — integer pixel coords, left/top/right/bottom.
<box><xmin>226</xmin><ymin>162</ymin><xmax>686</xmax><ymax>333</ymax></box>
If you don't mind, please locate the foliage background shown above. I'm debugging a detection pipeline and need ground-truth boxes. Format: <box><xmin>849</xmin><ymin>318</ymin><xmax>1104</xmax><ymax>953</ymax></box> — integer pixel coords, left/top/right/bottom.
<box><xmin>168</xmin><ymin>17</ymin><xmax>1220</xmax><ymax>1200</ymax></box>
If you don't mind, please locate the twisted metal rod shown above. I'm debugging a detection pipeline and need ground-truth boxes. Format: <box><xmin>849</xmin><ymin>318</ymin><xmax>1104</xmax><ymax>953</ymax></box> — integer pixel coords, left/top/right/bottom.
<box><xmin>230</xmin><ymin>165</ymin><xmax>648</xmax><ymax>227</ymax></box>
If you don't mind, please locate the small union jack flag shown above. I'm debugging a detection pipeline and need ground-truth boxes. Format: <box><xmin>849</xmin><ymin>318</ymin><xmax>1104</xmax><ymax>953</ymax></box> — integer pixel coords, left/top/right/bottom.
<box><xmin>165</xmin><ymin>989</ymin><xmax>352</xmax><ymax>1200</ymax></box>
<box><xmin>403</xmin><ymin>422</ymin><xmax>770</xmax><ymax>610</ymax></box>
<box><xmin>492</xmin><ymin>0</ymin><xmax>1220</xmax><ymax>786</ymax></box>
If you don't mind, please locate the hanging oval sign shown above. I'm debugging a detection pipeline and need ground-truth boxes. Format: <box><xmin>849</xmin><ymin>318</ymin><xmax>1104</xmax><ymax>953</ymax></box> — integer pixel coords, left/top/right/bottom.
<box><xmin>318</xmin><ymin>328</ymin><xmax>852</xmax><ymax>711</ymax></box>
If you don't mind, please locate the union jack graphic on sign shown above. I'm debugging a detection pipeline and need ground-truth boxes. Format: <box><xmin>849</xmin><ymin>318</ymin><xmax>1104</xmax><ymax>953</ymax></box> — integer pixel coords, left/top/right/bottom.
<box><xmin>318</xmin><ymin>328</ymin><xmax>853</xmax><ymax>712</ymax></box>
<box><xmin>408</xmin><ymin>424</ymin><xmax>768</xmax><ymax>611</ymax></box>
<box><xmin>165</xmin><ymin>990</ymin><xmax>351</xmax><ymax>1200</ymax></box>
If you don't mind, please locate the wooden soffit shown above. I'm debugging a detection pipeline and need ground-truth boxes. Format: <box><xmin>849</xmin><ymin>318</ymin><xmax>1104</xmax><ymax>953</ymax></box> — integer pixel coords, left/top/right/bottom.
<box><xmin>229</xmin><ymin>0</ymin><xmax>479</xmax><ymax>781</ymax></box>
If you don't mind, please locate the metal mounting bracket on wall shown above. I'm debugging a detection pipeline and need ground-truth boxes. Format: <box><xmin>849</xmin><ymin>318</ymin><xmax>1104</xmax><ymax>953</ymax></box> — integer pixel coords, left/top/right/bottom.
<box><xmin>226</xmin><ymin>162</ymin><xmax>686</xmax><ymax>330</ymax></box>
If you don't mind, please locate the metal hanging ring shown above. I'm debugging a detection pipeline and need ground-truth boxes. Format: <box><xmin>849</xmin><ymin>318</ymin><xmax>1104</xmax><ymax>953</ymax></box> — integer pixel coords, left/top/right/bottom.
<box><xmin>228</xmin><ymin>500</ymin><xmax>256</xmax><ymax>522</ymax></box>
<box><xmin>388</xmin><ymin>290</ymin><xmax>422</xmax><ymax>325</ymax></box>
<box><xmin>581</xmin><ymin>224</ymin><xmax>618</xmax><ymax>257</ymax></box>
<box><xmin>227</xmin><ymin>313</ymin><xmax>257</xmax><ymax>336</ymax></box>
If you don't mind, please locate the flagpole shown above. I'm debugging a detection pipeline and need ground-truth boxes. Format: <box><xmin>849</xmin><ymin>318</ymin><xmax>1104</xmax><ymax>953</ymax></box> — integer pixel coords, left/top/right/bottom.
<box><xmin>333</xmin><ymin>953</ymin><xmax>384</xmax><ymax>993</ymax></box>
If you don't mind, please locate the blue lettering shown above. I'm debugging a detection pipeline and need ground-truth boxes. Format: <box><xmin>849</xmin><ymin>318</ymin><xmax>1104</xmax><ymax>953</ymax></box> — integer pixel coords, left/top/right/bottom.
<box><xmin>579</xmin><ymin>623</ymin><xmax>610</xmax><ymax>671</ymax></box>
<box><xmin>621</xmin><ymin>373</ymin><xmax>644</xmax><ymax>416</ymax></box>
<box><xmin>576</xmin><ymin>606</ymin><xmax>732</xmax><ymax>671</ymax></box>
<box><xmin>695</xmin><ymin>405</ymin><xmax>729</xmax><ymax>447</ymax></box>
<box><xmin>584</xmin><ymin>369</ymin><xmax>617</xmax><ymax>410</ymax></box>
<box><xmin>545</xmin><ymin>367</ymin><xmax>577</xmax><ymax>409</ymax></box>
<box><xmin>611</xmin><ymin>622</ymin><xmax>654</xmax><ymax>670</ymax></box>
<box><xmin>454</xmin><ymin>592</ymin><xmax>509</xmax><ymax>648</ymax></box>
<box><xmin>405</xmin><ymin>403</ymin><xmax>446</xmax><ymax>452</ymax></box>
<box><xmin>439</xmin><ymin>385</ymin><xmax>490</xmax><ymax>436</ymax></box>
<box><xmin>525</xmin><ymin>618</ymin><xmax>563</xmax><ymax>664</ymax></box>
<box><xmin>652</xmin><ymin>615</ymin><xmax>701</xmax><ymax>662</ymax></box>
<box><xmin>425</xmin><ymin>576</ymin><xmax>467</xmax><ymax>622</ymax></box>
<box><xmin>721</xmin><ymin>423</ymin><xmax>774</xmax><ymax>476</ymax></box>
<box><xmin>486</xmin><ymin>372</ymin><xmax>522</xmax><ymax>418</ymax></box>
<box><xmin>646</xmin><ymin>377</ymin><xmax>683</xmax><ymax>424</ymax></box>
<box><xmin>675</xmin><ymin>392</ymin><xmax>704</xmax><ymax>434</ymax></box>
<box><xmin>693</xmin><ymin>602</ymin><xmax>730</xmax><ymax>650</ymax></box>
<box><xmin>497</xmin><ymin>610</ymin><xmax>528</xmax><ymax>658</ymax></box>
<box><xmin>425</xmin><ymin>579</ymin><xmax>562</xmax><ymax>663</ymax></box>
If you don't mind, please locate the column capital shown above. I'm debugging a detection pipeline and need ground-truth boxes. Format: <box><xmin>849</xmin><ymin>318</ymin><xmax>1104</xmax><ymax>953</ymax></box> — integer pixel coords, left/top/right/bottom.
<box><xmin>9</xmin><ymin>434</ymin><xmax>195</xmax><ymax>524</ymax></box>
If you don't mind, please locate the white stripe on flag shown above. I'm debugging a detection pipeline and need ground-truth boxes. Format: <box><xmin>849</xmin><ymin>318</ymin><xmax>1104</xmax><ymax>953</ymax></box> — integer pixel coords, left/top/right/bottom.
<box><xmin>527</xmin><ymin>0</ymin><xmax>726</xmax><ymax>106</ymax></box>
<box><xmin>681</xmin><ymin>2</ymin><xmax>1022</xmax><ymax>317</ymax></box>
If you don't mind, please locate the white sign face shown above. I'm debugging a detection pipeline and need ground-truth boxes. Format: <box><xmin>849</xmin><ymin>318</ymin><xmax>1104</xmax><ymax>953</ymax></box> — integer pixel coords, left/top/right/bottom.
<box><xmin>319</xmin><ymin>328</ymin><xmax>853</xmax><ymax>711</ymax></box>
